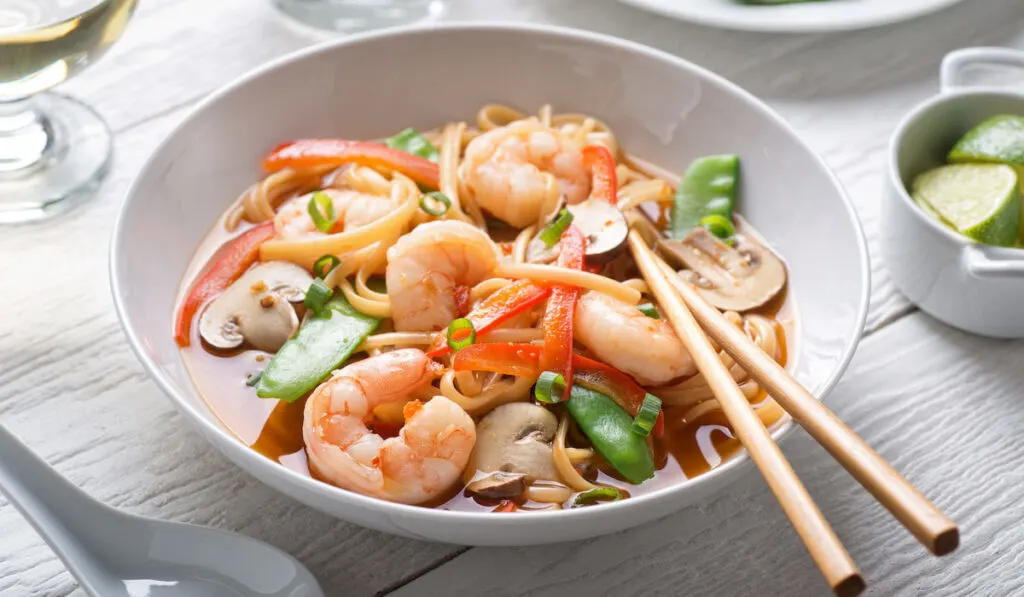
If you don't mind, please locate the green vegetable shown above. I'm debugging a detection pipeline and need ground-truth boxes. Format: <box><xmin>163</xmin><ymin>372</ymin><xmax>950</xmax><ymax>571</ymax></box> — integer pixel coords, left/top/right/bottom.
<box><xmin>700</xmin><ymin>214</ymin><xmax>736</xmax><ymax>245</ymax></box>
<box><xmin>313</xmin><ymin>254</ymin><xmax>340</xmax><ymax>279</ymax></box>
<box><xmin>256</xmin><ymin>294</ymin><xmax>380</xmax><ymax>402</ymax></box>
<box><xmin>670</xmin><ymin>154</ymin><xmax>739</xmax><ymax>240</ymax></box>
<box><xmin>245</xmin><ymin>371</ymin><xmax>262</xmax><ymax>387</ymax></box>
<box><xmin>538</xmin><ymin>209</ymin><xmax>574</xmax><ymax>247</ymax></box>
<box><xmin>573</xmin><ymin>487</ymin><xmax>624</xmax><ymax>507</ymax></box>
<box><xmin>534</xmin><ymin>371</ymin><xmax>566</xmax><ymax>404</ymax></box>
<box><xmin>631</xmin><ymin>394</ymin><xmax>661</xmax><ymax>438</ymax></box>
<box><xmin>446</xmin><ymin>318</ymin><xmax>476</xmax><ymax>351</ymax></box>
<box><xmin>385</xmin><ymin>128</ymin><xmax>440</xmax><ymax>162</ymax></box>
<box><xmin>303</xmin><ymin>278</ymin><xmax>333</xmax><ymax>314</ymax></box>
<box><xmin>566</xmin><ymin>384</ymin><xmax>655</xmax><ymax>484</ymax></box>
<box><xmin>636</xmin><ymin>303</ymin><xmax>659</xmax><ymax>319</ymax></box>
<box><xmin>420</xmin><ymin>191</ymin><xmax>452</xmax><ymax>216</ymax></box>
<box><xmin>307</xmin><ymin>191</ymin><xmax>336</xmax><ymax>233</ymax></box>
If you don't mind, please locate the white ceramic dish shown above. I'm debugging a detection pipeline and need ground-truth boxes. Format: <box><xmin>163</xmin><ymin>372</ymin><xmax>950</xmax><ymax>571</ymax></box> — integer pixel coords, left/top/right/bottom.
<box><xmin>618</xmin><ymin>0</ymin><xmax>965</xmax><ymax>33</ymax></box>
<box><xmin>111</xmin><ymin>23</ymin><xmax>869</xmax><ymax>545</ymax></box>
<box><xmin>883</xmin><ymin>47</ymin><xmax>1024</xmax><ymax>338</ymax></box>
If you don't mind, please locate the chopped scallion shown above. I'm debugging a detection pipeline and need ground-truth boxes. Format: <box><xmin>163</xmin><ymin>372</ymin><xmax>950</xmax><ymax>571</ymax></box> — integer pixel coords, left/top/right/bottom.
<box><xmin>245</xmin><ymin>371</ymin><xmax>263</xmax><ymax>387</ymax></box>
<box><xmin>538</xmin><ymin>209</ymin><xmax>574</xmax><ymax>247</ymax></box>
<box><xmin>313</xmin><ymin>254</ymin><xmax>341</xmax><ymax>279</ymax></box>
<box><xmin>631</xmin><ymin>393</ymin><xmax>662</xmax><ymax>438</ymax></box>
<box><xmin>700</xmin><ymin>214</ymin><xmax>736</xmax><ymax>246</ymax></box>
<box><xmin>420</xmin><ymin>191</ymin><xmax>452</xmax><ymax>217</ymax></box>
<box><xmin>534</xmin><ymin>371</ymin><xmax>567</xmax><ymax>404</ymax></box>
<box><xmin>573</xmin><ymin>487</ymin><xmax>623</xmax><ymax>507</ymax></box>
<box><xmin>307</xmin><ymin>191</ymin><xmax>336</xmax><ymax>233</ymax></box>
<box><xmin>446</xmin><ymin>317</ymin><xmax>476</xmax><ymax>351</ymax></box>
<box><xmin>637</xmin><ymin>303</ymin><xmax>660</xmax><ymax>319</ymax></box>
<box><xmin>304</xmin><ymin>278</ymin><xmax>333</xmax><ymax>314</ymax></box>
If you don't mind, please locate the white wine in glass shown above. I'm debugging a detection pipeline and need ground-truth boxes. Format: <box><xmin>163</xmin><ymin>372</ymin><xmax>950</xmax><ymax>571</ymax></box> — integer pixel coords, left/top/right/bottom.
<box><xmin>0</xmin><ymin>0</ymin><xmax>138</xmax><ymax>223</ymax></box>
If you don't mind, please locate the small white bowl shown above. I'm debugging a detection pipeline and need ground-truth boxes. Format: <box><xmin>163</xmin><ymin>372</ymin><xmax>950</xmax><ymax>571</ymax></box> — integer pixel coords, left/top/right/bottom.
<box><xmin>883</xmin><ymin>47</ymin><xmax>1024</xmax><ymax>338</ymax></box>
<box><xmin>111</xmin><ymin>23</ymin><xmax>868</xmax><ymax>545</ymax></box>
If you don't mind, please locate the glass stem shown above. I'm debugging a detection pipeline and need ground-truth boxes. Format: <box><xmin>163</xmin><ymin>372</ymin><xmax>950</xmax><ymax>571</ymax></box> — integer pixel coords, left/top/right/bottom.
<box><xmin>0</xmin><ymin>97</ymin><xmax>51</xmax><ymax>173</ymax></box>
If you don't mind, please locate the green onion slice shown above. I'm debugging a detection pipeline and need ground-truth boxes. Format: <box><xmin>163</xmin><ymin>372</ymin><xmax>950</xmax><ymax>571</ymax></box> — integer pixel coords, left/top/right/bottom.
<box><xmin>534</xmin><ymin>371</ymin><xmax>567</xmax><ymax>404</ymax></box>
<box><xmin>538</xmin><ymin>209</ymin><xmax>574</xmax><ymax>247</ymax></box>
<box><xmin>446</xmin><ymin>317</ymin><xmax>476</xmax><ymax>351</ymax></box>
<box><xmin>313</xmin><ymin>254</ymin><xmax>341</xmax><ymax>279</ymax></box>
<box><xmin>420</xmin><ymin>191</ymin><xmax>452</xmax><ymax>217</ymax></box>
<box><xmin>573</xmin><ymin>487</ymin><xmax>623</xmax><ymax>507</ymax></box>
<box><xmin>307</xmin><ymin>191</ymin><xmax>337</xmax><ymax>233</ymax></box>
<box><xmin>303</xmin><ymin>278</ymin><xmax>334</xmax><ymax>314</ymax></box>
<box><xmin>637</xmin><ymin>303</ymin><xmax>660</xmax><ymax>319</ymax></box>
<box><xmin>245</xmin><ymin>371</ymin><xmax>263</xmax><ymax>387</ymax></box>
<box><xmin>631</xmin><ymin>393</ymin><xmax>662</xmax><ymax>438</ymax></box>
<box><xmin>700</xmin><ymin>214</ymin><xmax>736</xmax><ymax>246</ymax></box>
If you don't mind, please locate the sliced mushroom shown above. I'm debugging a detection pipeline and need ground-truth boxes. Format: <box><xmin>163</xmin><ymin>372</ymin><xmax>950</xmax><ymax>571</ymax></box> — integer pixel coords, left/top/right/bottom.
<box><xmin>526</xmin><ymin>198</ymin><xmax>629</xmax><ymax>265</ymax></box>
<box><xmin>199</xmin><ymin>262</ymin><xmax>313</xmax><ymax>352</ymax></box>
<box><xmin>470</xmin><ymin>403</ymin><xmax>560</xmax><ymax>482</ymax></box>
<box><xmin>660</xmin><ymin>228</ymin><xmax>786</xmax><ymax>312</ymax></box>
<box><xmin>466</xmin><ymin>471</ymin><xmax>528</xmax><ymax>500</ymax></box>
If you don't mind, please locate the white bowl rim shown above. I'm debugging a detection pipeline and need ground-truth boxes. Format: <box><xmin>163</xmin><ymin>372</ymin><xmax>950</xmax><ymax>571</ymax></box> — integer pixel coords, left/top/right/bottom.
<box><xmin>110</xmin><ymin>21</ymin><xmax>870</xmax><ymax>528</ymax></box>
<box><xmin>888</xmin><ymin>87</ymin><xmax>1024</xmax><ymax>253</ymax></box>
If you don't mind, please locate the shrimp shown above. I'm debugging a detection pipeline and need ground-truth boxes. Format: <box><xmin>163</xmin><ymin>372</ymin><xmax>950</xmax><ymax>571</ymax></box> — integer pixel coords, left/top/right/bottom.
<box><xmin>459</xmin><ymin>119</ymin><xmax>590</xmax><ymax>228</ymax></box>
<box><xmin>386</xmin><ymin>220</ymin><xmax>500</xmax><ymax>331</ymax></box>
<box><xmin>273</xmin><ymin>188</ymin><xmax>393</xmax><ymax>240</ymax></box>
<box><xmin>303</xmin><ymin>349</ymin><xmax>476</xmax><ymax>505</ymax></box>
<box><xmin>573</xmin><ymin>291</ymin><xmax>696</xmax><ymax>386</ymax></box>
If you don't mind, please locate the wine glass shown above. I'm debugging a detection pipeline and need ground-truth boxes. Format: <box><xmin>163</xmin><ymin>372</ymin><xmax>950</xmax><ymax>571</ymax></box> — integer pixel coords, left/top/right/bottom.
<box><xmin>272</xmin><ymin>0</ymin><xmax>445</xmax><ymax>34</ymax></box>
<box><xmin>0</xmin><ymin>0</ymin><xmax>138</xmax><ymax>223</ymax></box>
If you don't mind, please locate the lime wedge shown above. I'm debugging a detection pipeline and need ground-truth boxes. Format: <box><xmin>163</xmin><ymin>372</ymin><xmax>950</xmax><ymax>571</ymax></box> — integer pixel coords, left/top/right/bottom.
<box><xmin>949</xmin><ymin>114</ymin><xmax>1024</xmax><ymax>172</ymax></box>
<box><xmin>911</xmin><ymin>164</ymin><xmax>1020</xmax><ymax>247</ymax></box>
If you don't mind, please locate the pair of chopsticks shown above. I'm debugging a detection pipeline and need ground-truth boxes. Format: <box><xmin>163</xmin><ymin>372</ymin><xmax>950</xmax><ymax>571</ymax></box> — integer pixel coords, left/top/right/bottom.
<box><xmin>627</xmin><ymin>230</ymin><xmax>957</xmax><ymax>597</ymax></box>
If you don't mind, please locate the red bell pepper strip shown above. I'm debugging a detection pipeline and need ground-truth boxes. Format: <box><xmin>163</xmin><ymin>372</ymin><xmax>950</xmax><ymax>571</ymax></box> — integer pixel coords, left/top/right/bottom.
<box><xmin>174</xmin><ymin>221</ymin><xmax>276</xmax><ymax>347</ymax></box>
<box><xmin>539</xmin><ymin>226</ymin><xmax>586</xmax><ymax>402</ymax></box>
<box><xmin>425</xmin><ymin>280</ymin><xmax>551</xmax><ymax>357</ymax></box>
<box><xmin>263</xmin><ymin>139</ymin><xmax>441</xmax><ymax>190</ymax></box>
<box><xmin>493</xmin><ymin>500</ymin><xmax>518</xmax><ymax>513</ymax></box>
<box><xmin>582</xmin><ymin>145</ymin><xmax>618</xmax><ymax>204</ymax></box>
<box><xmin>452</xmin><ymin>343</ymin><xmax>664</xmax><ymax>436</ymax></box>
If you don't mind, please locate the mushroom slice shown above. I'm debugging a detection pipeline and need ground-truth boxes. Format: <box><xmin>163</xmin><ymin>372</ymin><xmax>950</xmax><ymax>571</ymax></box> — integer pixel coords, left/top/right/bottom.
<box><xmin>660</xmin><ymin>228</ymin><xmax>786</xmax><ymax>312</ymax></box>
<box><xmin>526</xmin><ymin>199</ymin><xmax>629</xmax><ymax>265</ymax></box>
<box><xmin>466</xmin><ymin>471</ymin><xmax>528</xmax><ymax>500</ymax></box>
<box><xmin>199</xmin><ymin>262</ymin><xmax>313</xmax><ymax>352</ymax></box>
<box><xmin>470</xmin><ymin>403</ymin><xmax>560</xmax><ymax>482</ymax></box>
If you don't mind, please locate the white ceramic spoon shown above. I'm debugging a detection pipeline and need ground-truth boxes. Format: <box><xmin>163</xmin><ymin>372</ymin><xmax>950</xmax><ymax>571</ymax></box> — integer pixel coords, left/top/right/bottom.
<box><xmin>0</xmin><ymin>423</ymin><xmax>324</xmax><ymax>597</ymax></box>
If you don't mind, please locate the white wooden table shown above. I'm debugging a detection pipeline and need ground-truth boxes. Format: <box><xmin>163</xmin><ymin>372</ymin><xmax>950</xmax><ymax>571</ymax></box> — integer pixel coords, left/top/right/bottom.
<box><xmin>3</xmin><ymin>1</ymin><xmax>1024</xmax><ymax>595</ymax></box>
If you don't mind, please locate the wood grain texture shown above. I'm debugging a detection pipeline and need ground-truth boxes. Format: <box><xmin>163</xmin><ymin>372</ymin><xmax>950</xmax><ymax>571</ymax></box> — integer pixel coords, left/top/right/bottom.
<box><xmin>2</xmin><ymin>0</ymin><xmax>1024</xmax><ymax>596</ymax></box>
<box><xmin>394</xmin><ymin>313</ymin><xmax>1024</xmax><ymax>597</ymax></box>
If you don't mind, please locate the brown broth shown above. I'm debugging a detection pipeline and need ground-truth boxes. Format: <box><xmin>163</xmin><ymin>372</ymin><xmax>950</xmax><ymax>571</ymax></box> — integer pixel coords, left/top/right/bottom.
<box><xmin>178</xmin><ymin>157</ymin><xmax>799</xmax><ymax>513</ymax></box>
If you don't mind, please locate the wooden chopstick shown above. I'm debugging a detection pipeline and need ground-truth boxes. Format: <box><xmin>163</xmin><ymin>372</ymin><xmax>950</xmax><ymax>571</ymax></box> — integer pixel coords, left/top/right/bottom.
<box><xmin>649</xmin><ymin>252</ymin><xmax>959</xmax><ymax>557</ymax></box>
<box><xmin>628</xmin><ymin>231</ymin><xmax>865</xmax><ymax>597</ymax></box>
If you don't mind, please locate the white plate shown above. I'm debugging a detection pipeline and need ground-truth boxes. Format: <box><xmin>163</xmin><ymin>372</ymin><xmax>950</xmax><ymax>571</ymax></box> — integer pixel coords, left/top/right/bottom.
<box><xmin>619</xmin><ymin>0</ymin><xmax>966</xmax><ymax>33</ymax></box>
<box><xmin>111</xmin><ymin>23</ymin><xmax>869</xmax><ymax>546</ymax></box>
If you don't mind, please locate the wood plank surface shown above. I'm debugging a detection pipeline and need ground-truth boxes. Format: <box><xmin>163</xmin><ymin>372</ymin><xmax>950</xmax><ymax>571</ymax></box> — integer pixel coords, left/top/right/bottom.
<box><xmin>1</xmin><ymin>0</ymin><xmax>1023</xmax><ymax>595</ymax></box>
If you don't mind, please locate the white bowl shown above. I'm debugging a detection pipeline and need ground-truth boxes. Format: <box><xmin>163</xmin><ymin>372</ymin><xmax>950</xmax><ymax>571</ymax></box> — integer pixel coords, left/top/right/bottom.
<box><xmin>883</xmin><ymin>47</ymin><xmax>1024</xmax><ymax>338</ymax></box>
<box><xmin>111</xmin><ymin>23</ymin><xmax>869</xmax><ymax>546</ymax></box>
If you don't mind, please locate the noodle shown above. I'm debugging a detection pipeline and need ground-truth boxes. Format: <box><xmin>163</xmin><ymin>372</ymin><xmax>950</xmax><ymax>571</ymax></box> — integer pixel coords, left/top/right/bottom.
<box><xmin>227</xmin><ymin>166</ymin><xmax>333</xmax><ymax>230</ymax></box>
<box><xmin>496</xmin><ymin>263</ymin><xmax>642</xmax><ymax>305</ymax></box>
<box><xmin>512</xmin><ymin>226</ymin><xmax>535</xmax><ymax>265</ymax></box>
<box><xmin>258</xmin><ymin>173</ymin><xmax>419</xmax><ymax>264</ymax></box>
<box><xmin>617</xmin><ymin>179</ymin><xmax>673</xmax><ymax>212</ymax></box>
<box><xmin>553</xmin><ymin>413</ymin><xmax>596</xmax><ymax>492</ymax></box>
<box><xmin>525</xmin><ymin>483</ymin><xmax>573</xmax><ymax>504</ymax></box>
<box><xmin>470</xmin><ymin>278</ymin><xmax>511</xmax><ymax>302</ymax></box>
<box><xmin>440</xmin><ymin>121</ymin><xmax>486</xmax><ymax>228</ymax></box>
<box><xmin>440</xmin><ymin>371</ymin><xmax>536</xmax><ymax>416</ymax></box>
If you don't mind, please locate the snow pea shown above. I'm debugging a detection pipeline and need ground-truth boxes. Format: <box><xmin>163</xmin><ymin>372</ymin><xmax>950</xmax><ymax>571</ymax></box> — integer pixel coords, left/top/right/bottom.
<box><xmin>670</xmin><ymin>154</ymin><xmax>739</xmax><ymax>240</ymax></box>
<box><xmin>566</xmin><ymin>385</ymin><xmax>655</xmax><ymax>484</ymax></box>
<box><xmin>256</xmin><ymin>293</ymin><xmax>380</xmax><ymax>402</ymax></box>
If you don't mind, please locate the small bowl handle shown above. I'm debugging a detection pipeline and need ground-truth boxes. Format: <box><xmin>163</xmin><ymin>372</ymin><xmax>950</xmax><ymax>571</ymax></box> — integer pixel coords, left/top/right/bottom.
<box><xmin>962</xmin><ymin>245</ymin><xmax>1024</xmax><ymax>278</ymax></box>
<box><xmin>941</xmin><ymin>47</ymin><xmax>1024</xmax><ymax>93</ymax></box>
